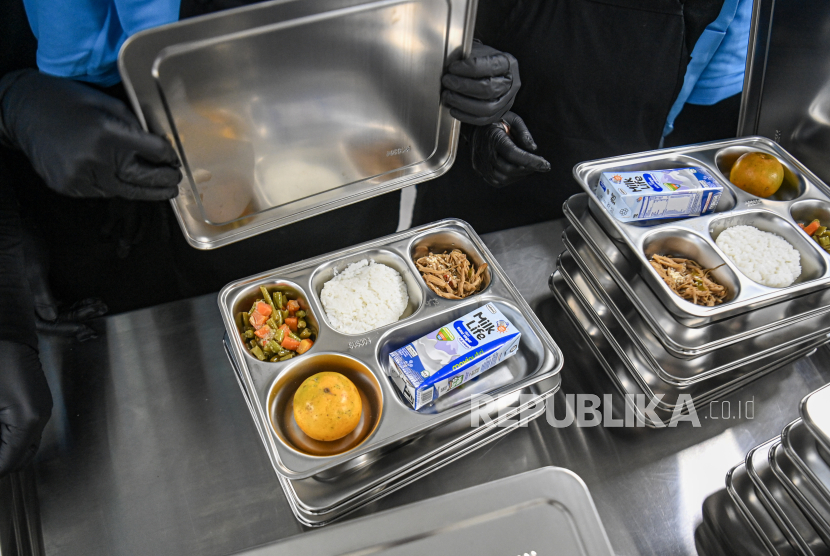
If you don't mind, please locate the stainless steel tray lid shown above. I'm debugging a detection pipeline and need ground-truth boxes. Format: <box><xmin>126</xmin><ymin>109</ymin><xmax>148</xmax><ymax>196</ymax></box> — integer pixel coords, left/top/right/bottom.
<box><xmin>119</xmin><ymin>0</ymin><xmax>476</xmax><ymax>249</ymax></box>
<box><xmin>234</xmin><ymin>467</ymin><xmax>615</xmax><ymax>555</ymax></box>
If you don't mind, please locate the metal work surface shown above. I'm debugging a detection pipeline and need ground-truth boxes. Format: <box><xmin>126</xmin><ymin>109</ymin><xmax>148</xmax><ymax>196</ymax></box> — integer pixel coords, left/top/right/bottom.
<box><xmin>31</xmin><ymin>218</ymin><xmax>830</xmax><ymax>556</ymax></box>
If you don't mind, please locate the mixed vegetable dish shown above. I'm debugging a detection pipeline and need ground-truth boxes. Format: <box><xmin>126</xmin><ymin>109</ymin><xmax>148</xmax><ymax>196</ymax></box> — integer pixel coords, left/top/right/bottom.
<box><xmin>798</xmin><ymin>219</ymin><xmax>830</xmax><ymax>253</ymax></box>
<box><xmin>239</xmin><ymin>286</ymin><xmax>316</xmax><ymax>361</ymax></box>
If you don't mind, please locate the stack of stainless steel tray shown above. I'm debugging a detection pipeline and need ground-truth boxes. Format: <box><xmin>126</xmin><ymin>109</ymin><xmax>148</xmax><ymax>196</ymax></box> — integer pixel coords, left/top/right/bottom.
<box><xmin>550</xmin><ymin>137</ymin><xmax>830</xmax><ymax>427</ymax></box>
<box><xmin>219</xmin><ymin>219</ymin><xmax>563</xmax><ymax>525</ymax></box>
<box><xmin>229</xmin><ymin>467</ymin><xmax>614</xmax><ymax>555</ymax></box>
<box><xmin>697</xmin><ymin>384</ymin><xmax>830</xmax><ymax>555</ymax></box>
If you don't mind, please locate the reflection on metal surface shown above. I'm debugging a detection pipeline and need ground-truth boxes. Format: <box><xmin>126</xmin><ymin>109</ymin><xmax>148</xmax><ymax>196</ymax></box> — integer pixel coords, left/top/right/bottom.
<box><xmin>120</xmin><ymin>0</ymin><xmax>477</xmax><ymax>248</ymax></box>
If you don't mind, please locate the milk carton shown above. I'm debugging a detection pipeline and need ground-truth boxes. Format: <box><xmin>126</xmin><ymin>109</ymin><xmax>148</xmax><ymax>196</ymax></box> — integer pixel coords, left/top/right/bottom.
<box><xmin>595</xmin><ymin>167</ymin><xmax>722</xmax><ymax>222</ymax></box>
<box><xmin>388</xmin><ymin>303</ymin><xmax>521</xmax><ymax>410</ymax></box>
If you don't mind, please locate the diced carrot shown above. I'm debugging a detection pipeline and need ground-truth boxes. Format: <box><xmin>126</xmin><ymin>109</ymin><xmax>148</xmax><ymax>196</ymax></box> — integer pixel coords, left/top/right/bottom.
<box><xmin>804</xmin><ymin>219</ymin><xmax>822</xmax><ymax>236</ymax></box>
<box><xmin>799</xmin><ymin>222</ymin><xmax>806</xmax><ymax>229</ymax></box>
<box><xmin>281</xmin><ymin>336</ymin><xmax>301</xmax><ymax>351</ymax></box>
<box><xmin>249</xmin><ymin>311</ymin><xmax>267</xmax><ymax>327</ymax></box>
<box><xmin>296</xmin><ymin>339</ymin><xmax>313</xmax><ymax>355</ymax></box>
<box><xmin>255</xmin><ymin>301</ymin><xmax>272</xmax><ymax>317</ymax></box>
<box><xmin>286</xmin><ymin>299</ymin><xmax>300</xmax><ymax>315</ymax></box>
<box><xmin>254</xmin><ymin>325</ymin><xmax>272</xmax><ymax>339</ymax></box>
<box><xmin>285</xmin><ymin>317</ymin><xmax>298</xmax><ymax>332</ymax></box>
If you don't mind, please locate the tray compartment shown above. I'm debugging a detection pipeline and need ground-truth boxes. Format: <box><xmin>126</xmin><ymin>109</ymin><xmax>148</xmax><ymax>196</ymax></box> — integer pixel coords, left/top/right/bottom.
<box><xmin>267</xmin><ymin>352</ymin><xmax>383</xmax><ymax>458</ymax></box>
<box><xmin>709</xmin><ymin>210</ymin><xmax>827</xmax><ymax>286</ymax></box>
<box><xmin>376</xmin><ymin>297</ymin><xmax>545</xmax><ymax>414</ymax></box>
<box><xmin>641</xmin><ymin>227</ymin><xmax>741</xmax><ymax>304</ymax></box>
<box><xmin>310</xmin><ymin>248</ymin><xmax>424</xmax><ymax>335</ymax></box>
<box><xmin>579</xmin><ymin>153</ymin><xmax>736</xmax><ymax>212</ymax></box>
<box><xmin>229</xmin><ymin>279</ymin><xmax>321</xmax><ymax>363</ymax></box>
<box><xmin>409</xmin><ymin>228</ymin><xmax>493</xmax><ymax>299</ymax></box>
<box><xmin>715</xmin><ymin>145</ymin><xmax>806</xmax><ymax>201</ymax></box>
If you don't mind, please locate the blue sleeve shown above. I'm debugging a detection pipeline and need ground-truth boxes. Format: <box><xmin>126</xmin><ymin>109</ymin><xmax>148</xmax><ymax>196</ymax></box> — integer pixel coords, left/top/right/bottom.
<box><xmin>21</xmin><ymin>0</ymin><xmax>180</xmax><ymax>86</ymax></box>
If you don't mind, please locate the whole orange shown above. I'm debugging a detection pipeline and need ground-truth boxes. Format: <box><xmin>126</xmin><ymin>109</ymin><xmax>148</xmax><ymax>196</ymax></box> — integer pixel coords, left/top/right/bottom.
<box><xmin>293</xmin><ymin>372</ymin><xmax>362</xmax><ymax>441</ymax></box>
<box><xmin>729</xmin><ymin>152</ymin><xmax>785</xmax><ymax>198</ymax></box>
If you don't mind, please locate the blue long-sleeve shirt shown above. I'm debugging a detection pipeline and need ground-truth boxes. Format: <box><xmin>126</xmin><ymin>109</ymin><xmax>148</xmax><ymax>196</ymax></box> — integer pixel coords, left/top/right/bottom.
<box><xmin>22</xmin><ymin>0</ymin><xmax>181</xmax><ymax>86</ymax></box>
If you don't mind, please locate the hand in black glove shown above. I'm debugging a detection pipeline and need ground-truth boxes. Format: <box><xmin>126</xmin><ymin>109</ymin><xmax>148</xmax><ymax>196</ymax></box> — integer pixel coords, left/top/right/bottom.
<box><xmin>471</xmin><ymin>112</ymin><xmax>551</xmax><ymax>187</ymax></box>
<box><xmin>0</xmin><ymin>341</ymin><xmax>53</xmax><ymax>477</ymax></box>
<box><xmin>0</xmin><ymin>69</ymin><xmax>181</xmax><ymax>201</ymax></box>
<box><xmin>441</xmin><ymin>41</ymin><xmax>521</xmax><ymax>125</ymax></box>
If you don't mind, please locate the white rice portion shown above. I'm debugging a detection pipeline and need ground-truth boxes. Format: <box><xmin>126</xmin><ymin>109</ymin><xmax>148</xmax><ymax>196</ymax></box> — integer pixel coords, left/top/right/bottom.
<box><xmin>715</xmin><ymin>225</ymin><xmax>801</xmax><ymax>287</ymax></box>
<box><xmin>321</xmin><ymin>259</ymin><xmax>409</xmax><ymax>334</ymax></box>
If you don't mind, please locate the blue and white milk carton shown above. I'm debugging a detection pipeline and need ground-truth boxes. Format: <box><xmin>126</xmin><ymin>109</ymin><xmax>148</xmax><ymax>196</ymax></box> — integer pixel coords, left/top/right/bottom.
<box><xmin>595</xmin><ymin>167</ymin><xmax>722</xmax><ymax>222</ymax></box>
<box><xmin>388</xmin><ymin>303</ymin><xmax>521</xmax><ymax>410</ymax></box>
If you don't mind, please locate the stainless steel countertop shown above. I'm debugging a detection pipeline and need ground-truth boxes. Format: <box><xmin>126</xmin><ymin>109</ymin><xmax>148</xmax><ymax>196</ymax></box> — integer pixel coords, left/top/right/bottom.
<box><xmin>31</xmin><ymin>219</ymin><xmax>830</xmax><ymax>556</ymax></box>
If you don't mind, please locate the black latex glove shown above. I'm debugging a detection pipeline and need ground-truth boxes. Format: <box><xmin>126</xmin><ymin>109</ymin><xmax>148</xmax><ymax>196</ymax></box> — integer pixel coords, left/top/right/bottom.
<box><xmin>471</xmin><ymin>112</ymin><xmax>551</xmax><ymax>187</ymax></box>
<box><xmin>441</xmin><ymin>41</ymin><xmax>521</xmax><ymax>125</ymax></box>
<box><xmin>0</xmin><ymin>69</ymin><xmax>181</xmax><ymax>201</ymax></box>
<box><xmin>0</xmin><ymin>341</ymin><xmax>53</xmax><ymax>477</ymax></box>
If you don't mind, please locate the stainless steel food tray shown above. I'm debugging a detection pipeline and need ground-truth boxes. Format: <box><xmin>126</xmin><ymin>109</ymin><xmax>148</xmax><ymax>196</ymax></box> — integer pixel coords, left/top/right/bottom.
<box><xmin>233</xmin><ymin>467</ymin><xmax>614</xmax><ymax>556</ymax></box>
<box><xmin>119</xmin><ymin>0</ymin><xmax>477</xmax><ymax>249</ymax></box>
<box><xmin>771</xmin><ymin>442</ymin><xmax>830</xmax><ymax>545</ymax></box>
<box><xmin>728</xmin><ymin>461</ymin><xmax>797</xmax><ymax>555</ymax></box>
<box><xmin>574</xmin><ymin>137</ymin><xmax>830</xmax><ymax>323</ymax></box>
<box><xmin>746</xmin><ymin>439</ymin><xmax>826</xmax><ymax>555</ymax></box>
<box><xmin>554</xmin><ymin>255</ymin><xmax>829</xmax><ymax>411</ymax></box>
<box><xmin>550</xmin><ymin>270</ymin><xmax>823</xmax><ymax>427</ymax></box>
<box><xmin>802</xmin><ymin>384</ymin><xmax>830</xmax><ymax>455</ymax></box>
<box><xmin>562</xmin><ymin>227</ymin><xmax>830</xmax><ymax>385</ymax></box>
<box><xmin>218</xmin><ymin>219</ymin><xmax>563</xmax><ymax>479</ymax></box>
<box><xmin>564</xmin><ymin>193</ymin><xmax>830</xmax><ymax>353</ymax></box>
<box><xmin>783</xmin><ymin>420</ymin><xmax>830</xmax><ymax>504</ymax></box>
<box><xmin>224</xmin><ymin>333</ymin><xmax>559</xmax><ymax>521</ymax></box>
<box><xmin>702</xmin><ymin>488</ymin><xmax>774</xmax><ymax>556</ymax></box>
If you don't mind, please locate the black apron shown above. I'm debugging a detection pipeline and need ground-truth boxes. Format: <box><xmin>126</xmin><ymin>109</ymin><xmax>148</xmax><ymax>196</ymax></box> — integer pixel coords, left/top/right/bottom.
<box><xmin>413</xmin><ymin>0</ymin><xmax>723</xmax><ymax>233</ymax></box>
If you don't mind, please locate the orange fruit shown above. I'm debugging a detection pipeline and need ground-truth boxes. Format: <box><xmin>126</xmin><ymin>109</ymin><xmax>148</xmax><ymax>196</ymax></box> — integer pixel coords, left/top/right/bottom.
<box><xmin>729</xmin><ymin>152</ymin><xmax>785</xmax><ymax>198</ymax></box>
<box><xmin>293</xmin><ymin>372</ymin><xmax>362</xmax><ymax>441</ymax></box>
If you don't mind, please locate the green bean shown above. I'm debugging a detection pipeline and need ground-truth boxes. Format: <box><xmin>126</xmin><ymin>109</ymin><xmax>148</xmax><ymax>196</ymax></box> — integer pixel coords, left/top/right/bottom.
<box><xmin>280</xmin><ymin>309</ymin><xmax>289</xmax><ymax>321</ymax></box>
<box><xmin>244</xmin><ymin>329</ymin><xmax>254</xmax><ymax>339</ymax></box>
<box><xmin>275</xmin><ymin>327</ymin><xmax>285</xmax><ymax>344</ymax></box>
<box><xmin>267</xmin><ymin>340</ymin><xmax>281</xmax><ymax>353</ymax></box>
<box><xmin>289</xmin><ymin>331</ymin><xmax>301</xmax><ymax>342</ymax></box>
<box><xmin>275</xmin><ymin>291</ymin><xmax>286</xmax><ymax>310</ymax></box>
<box><xmin>299</xmin><ymin>328</ymin><xmax>312</xmax><ymax>339</ymax></box>
<box><xmin>251</xmin><ymin>346</ymin><xmax>266</xmax><ymax>361</ymax></box>
<box><xmin>248</xmin><ymin>340</ymin><xmax>257</xmax><ymax>350</ymax></box>
<box><xmin>274</xmin><ymin>310</ymin><xmax>284</xmax><ymax>327</ymax></box>
<box><xmin>279</xmin><ymin>353</ymin><xmax>295</xmax><ymax>361</ymax></box>
<box><xmin>297</xmin><ymin>319</ymin><xmax>307</xmax><ymax>330</ymax></box>
<box><xmin>295</xmin><ymin>310</ymin><xmax>306</xmax><ymax>318</ymax></box>
<box><xmin>241</xmin><ymin>311</ymin><xmax>250</xmax><ymax>328</ymax></box>
<box><xmin>267</xmin><ymin>318</ymin><xmax>278</xmax><ymax>330</ymax></box>
<box><xmin>276</xmin><ymin>349</ymin><xmax>290</xmax><ymax>357</ymax></box>
<box><xmin>260</xmin><ymin>286</ymin><xmax>278</xmax><ymax>314</ymax></box>
<box><xmin>269</xmin><ymin>355</ymin><xmax>281</xmax><ymax>362</ymax></box>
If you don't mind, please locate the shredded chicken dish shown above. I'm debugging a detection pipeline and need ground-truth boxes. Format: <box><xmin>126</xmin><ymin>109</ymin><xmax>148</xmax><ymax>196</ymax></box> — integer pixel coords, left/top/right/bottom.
<box><xmin>415</xmin><ymin>249</ymin><xmax>487</xmax><ymax>300</ymax></box>
<box><xmin>649</xmin><ymin>255</ymin><xmax>728</xmax><ymax>306</ymax></box>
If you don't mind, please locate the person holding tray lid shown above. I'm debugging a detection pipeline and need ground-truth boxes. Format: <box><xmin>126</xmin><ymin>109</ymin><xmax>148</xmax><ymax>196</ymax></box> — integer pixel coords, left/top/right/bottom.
<box><xmin>0</xmin><ymin>0</ymin><xmax>521</xmax><ymax>476</ymax></box>
<box><xmin>416</xmin><ymin>0</ymin><xmax>729</xmax><ymax>234</ymax></box>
